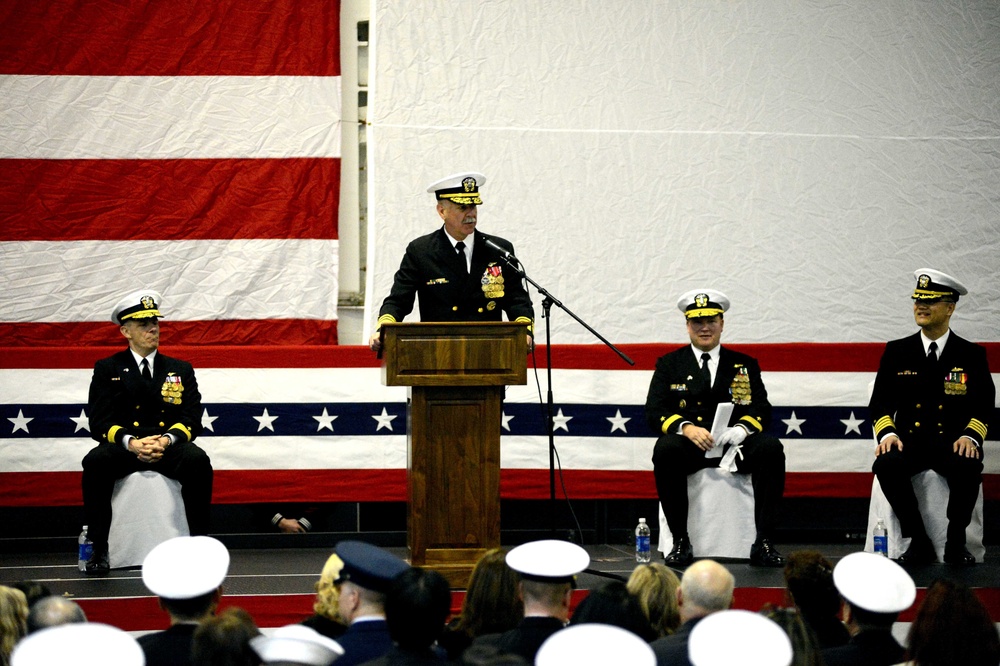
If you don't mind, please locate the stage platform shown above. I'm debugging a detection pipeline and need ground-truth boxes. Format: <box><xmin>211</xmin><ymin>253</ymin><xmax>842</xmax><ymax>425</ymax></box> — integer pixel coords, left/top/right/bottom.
<box><xmin>2</xmin><ymin>543</ymin><xmax>999</xmax><ymax>634</ymax></box>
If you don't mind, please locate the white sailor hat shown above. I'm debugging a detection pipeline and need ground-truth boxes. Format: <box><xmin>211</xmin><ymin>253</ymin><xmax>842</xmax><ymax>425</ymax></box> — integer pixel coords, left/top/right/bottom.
<box><xmin>142</xmin><ymin>536</ymin><xmax>230</xmax><ymax>599</ymax></box>
<box><xmin>536</xmin><ymin>623</ymin><xmax>655</xmax><ymax>666</ymax></box>
<box><xmin>677</xmin><ymin>289</ymin><xmax>730</xmax><ymax>319</ymax></box>
<box><xmin>912</xmin><ymin>268</ymin><xmax>968</xmax><ymax>302</ymax></box>
<box><xmin>333</xmin><ymin>540</ymin><xmax>410</xmax><ymax>593</ymax></box>
<box><xmin>505</xmin><ymin>539</ymin><xmax>590</xmax><ymax>584</ymax></box>
<box><xmin>426</xmin><ymin>171</ymin><xmax>485</xmax><ymax>205</ymax></box>
<box><xmin>112</xmin><ymin>289</ymin><xmax>163</xmax><ymax>324</ymax></box>
<box><xmin>250</xmin><ymin>624</ymin><xmax>344</xmax><ymax>665</ymax></box>
<box><xmin>688</xmin><ymin>610</ymin><xmax>793</xmax><ymax>666</ymax></box>
<box><xmin>12</xmin><ymin>622</ymin><xmax>144</xmax><ymax>666</ymax></box>
<box><xmin>832</xmin><ymin>552</ymin><xmax>916</xmax><ymax>614</ymax></box>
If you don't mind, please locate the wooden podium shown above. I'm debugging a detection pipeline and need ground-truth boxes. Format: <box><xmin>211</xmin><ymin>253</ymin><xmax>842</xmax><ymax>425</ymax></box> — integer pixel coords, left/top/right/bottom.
<box><xmin>381</xmin><ymin>322</ymin><xmax>528</xmax><ymax>587</ymax></box>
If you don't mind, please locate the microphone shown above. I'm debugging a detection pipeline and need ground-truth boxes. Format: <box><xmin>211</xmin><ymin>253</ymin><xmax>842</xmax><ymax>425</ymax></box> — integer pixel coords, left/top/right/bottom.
<box><xmin>484</xmin><ymin>237</ymin><xmax>517</xmax><ymax>262</ymax></box>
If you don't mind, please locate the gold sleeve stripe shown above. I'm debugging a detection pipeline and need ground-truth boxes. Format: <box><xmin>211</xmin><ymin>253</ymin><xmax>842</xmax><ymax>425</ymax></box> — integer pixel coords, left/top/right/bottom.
<box><xmin>514</xmin><ymin>316</ymin><xmax>534</xmax><ymax>335</ymax></box>
<box><xmin>171</xmin><ymin>423</ymin><xmax>192</xmax><ymax>442</ymax></box>
<box><xmin>739</xmin><ymin>415</ymin><xmax>763</xmax><ymax>433</ymax></box>
<box><xmin>874</xmin><ymin>416</ymin><xmax>895</xmax><ymax>432</ymax></box>
<box><xmin>968</xmin><ymin>419</ymin><xmax>988</xmax><ymax>439</ymax></box>
<box><xmin>376</xmin><ymin>314</ymin><xmax>397</xmax><ymax>327</ymax></box>
<box><xmin>106</xmin><ymin>425</ymin><xmax>123</xmax><ymax>444</ymax></box>
<box><xmin>662</xmin><ymin>414</ymin><xmax>682</xmax><ymax>434</ymax></box>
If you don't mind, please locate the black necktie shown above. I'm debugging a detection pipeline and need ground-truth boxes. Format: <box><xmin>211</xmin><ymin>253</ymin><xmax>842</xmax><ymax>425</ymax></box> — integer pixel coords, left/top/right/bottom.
<box><xmin>700</xmin><ymin>353</ymin><xmax>712</xmax><ymax>386</ymax></box>
<box><xmin>928</xmin><ymin>341</ymin><xmax>938</xmax><ymax>364</ymax></box>
<box><xmin>455</xmin><ymin>241</ymin><xmax>468</xmax><ymax>273</ymax></box>
<box><xmin>141</xmin><ymin>358</ymin><xmax>152</xmax><ymax>380</ymax></box>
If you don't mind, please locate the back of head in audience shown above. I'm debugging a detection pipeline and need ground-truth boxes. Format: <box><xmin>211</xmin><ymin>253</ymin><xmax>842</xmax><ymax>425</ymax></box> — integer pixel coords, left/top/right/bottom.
<box><xmin>832</xmin><ymin>552</ymin><xmax>915</xmax><ymax>629</ymax></box>
<box><xmin>7</xmin><ymin>583</ymin><xmax>50</xmax><ymax>610</ymax></box>
<box><xmin>904</xmin><ymin>578</ymin><xmax>1000</xmax><ymax>666</ymax></box>
<box><xmin>457</xmin><ymin>548</ymin><xmax>523</xmax><ymax>638</ymax></box>
<box><xmin>193</xmin><ymin>606</ymin><xmax>261</xmax><ymax>666</ymax></box>
<box><xmin>25</xmin><ymin>596</ymin><xmax>86</xmax><ymax>634</ymax></box>
<box><xmin>627</xmin><ymin>562</ymin><xmax>681</xmax><ymax>638</ymax></box>
<box><xmin>569</xmin><ymin>580</ymin><xmax>657</xmax><ymax>642</ymax></box>
<box><xmin>678</xmin><ymin>560</ymin><xmax>734</xmax><ymax>622</ymax></box>
<box><xmin>142</xmin><ymin>535</ymin><xmax>230</xmax><ymax>622</ymax></box>
<box><xmin>536</xmin><ymin>623</ymin><xmax>655</xmax><ymax>666</ymax></box>
<box><xmin>312</xmin><ymin>553</ymin><xmax>346</xmax><ymax>623</ymax></box>
<box><xmin>11</xmin><ymin>622</ymin><xmax>143</xmax><ymax>666</ymax></box>
<box><xmin>505</xmin><ymin>540</ymin><xmax>590</xmax><ymax>623</ymax></box>
<box><xmin>783</xmin><ymin>551</ymin><xmax>840</xmax><ymax>620</ymax></box>
<box><xmin>689</xmin><ymin>610</ymin><xmax>793</xmax><ymax>666</ymax></box>
<box><xmin>760</xmin><ymin>606</ymin><xmax>823</xmax><ymax>666</ymax></box>
<box><xmin>0</xmin><ymin>586</ymin><xmax>29</xmax><ymax>666</ymax></box>
<box><xmin>384</xmin><ymin>566</ymin><xmax>451</xmax><ymax>652</ymax></box>
<box><xmin>250</xmin><ymin>624</ymin><xmax>343</xmax><ymax>666</ymax></box>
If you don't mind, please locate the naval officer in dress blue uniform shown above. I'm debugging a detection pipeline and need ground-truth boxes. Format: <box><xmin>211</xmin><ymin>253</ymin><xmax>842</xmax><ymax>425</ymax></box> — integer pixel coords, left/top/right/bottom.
<box><xmin>870</xmin><ymin>269</ymin><xmax>994</xmax><ymax>566</ymax></box>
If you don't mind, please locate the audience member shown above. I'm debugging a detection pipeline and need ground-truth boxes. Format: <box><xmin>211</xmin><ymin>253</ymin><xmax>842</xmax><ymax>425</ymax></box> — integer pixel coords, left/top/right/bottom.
<box><xmin>363</xmin><ymin>566</ymin><xmax>452</xmax><ymax>665</ymax></box>
<box><xmin>821</xmin><ymin>552</ymin><xmax>915</xmax><ymax>666</ymax></box>
<box><xmin>688</xmin><ymin>610</ymin><xmax>792</xmax><ymax>666</ymax></box>
<box><xmin>138</xmin><ymin>535</ymin><xmax>231</xmax><ymax>666</ymax></box>
<box><xmin>0</xmin><ymin>587</ymin><xmax>28</xmax><ymax>666</ymax></box>
<box><xmin>782</xmin><ymin>550</ymin><xmax>849</xmax><ymax>649</ymax></box>
<box><xmin>536</xmin><ymin>623</ymin><xmax>655</xmax><ymax>666</ymax></box>
<box><xmin>250</xmin><ymin>624</ymin><xmax>343</xmax><ymax>666</ymax></box>
<box><xmin>6</xmin><ymin>584</ymin><xmax>48</xmax><ymax>610</ymax></box>
<box><xmin>11</xmin><ymin>622</ymin><xmax>143</xmax><ymax>666</ymax></box>
<box><xmin>192</xmin><ymin>606</ymin><xmax>261</xmax><ymax>666</ymax></box>
<box><xmin>569</xmin><ymin>580</ymin><xmax>657</xmax><ymax>642</ymax></box>
<box><xmin>627</xmin><ymin>563</ymin><xmax>682</xmax><ymax>638</ymax></box>
<box><xmin>440</xmin><ymin>548</ymin><xmax>523</xmax><ymax>660</ymax></box>
<box><xmin>458</xmin><ymin>644</ymin><xmax>527</xmax><ymax>666</ymax></box>
<box><xmin>25</xmin><ymin>596</ymin><xmax>87</xmax><ymax>634</ymax></box>
<box><xmin>649</xmin><ymin>559</ymin><xmax>734</xmax><ymax>666</ymax></box>
<box><xmin>903</xmin><ymin>578</ymin><xmax>1000</xmax><ymax>666</ymax></box>
<box><xmin>760</xmin><ymin>606</ymin><xmax>824</xmax><ymax>666</ymax></box>
<box><xmin>332</xmin><ymin>540</ymin><xmax>410</xmax><ymax>666</ymax></box>
<box><xmin>302</xmin><ymin>553</ymin><xmax>349</xmax><ymax>640</ymax></box>
<box><xmin>472</xmin><ymin>539</ymin><xmax>589</xmax><ymax>663</ymax></box>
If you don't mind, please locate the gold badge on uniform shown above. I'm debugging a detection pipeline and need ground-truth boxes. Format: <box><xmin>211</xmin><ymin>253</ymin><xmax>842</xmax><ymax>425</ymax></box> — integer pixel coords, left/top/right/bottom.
<box><xmin>729</xmin><ymin>365</ymin><xmax>751</xmax><ymax>405</ymax></box>
<box><xmin>481</xmin><ymin>263</ymin><xmax>505</xmax><ymax>299</ymax></box>
<box><xmin>161</xmin><ymin>373</ymin><xmax>185</xmax><ymax>405</ymax></box>
<box><xmin>944</xmin><ymin>368</ymin><xmax>968</xmax><ymax>395</ymax></box>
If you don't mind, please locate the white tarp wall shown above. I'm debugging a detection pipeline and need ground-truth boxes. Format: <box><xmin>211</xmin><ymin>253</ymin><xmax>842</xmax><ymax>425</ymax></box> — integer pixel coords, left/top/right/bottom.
<box><xmin>366</xmin><ymin>0</ymin><xmax>1000</xmax><ymax>345</ymax></box>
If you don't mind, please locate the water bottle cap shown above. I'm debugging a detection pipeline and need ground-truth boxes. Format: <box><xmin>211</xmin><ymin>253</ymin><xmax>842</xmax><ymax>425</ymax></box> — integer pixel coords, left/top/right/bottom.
<box><xmin>639</xmin><ymin>518</ymin><xmax>646</xmax><ymax>523</ymax></box>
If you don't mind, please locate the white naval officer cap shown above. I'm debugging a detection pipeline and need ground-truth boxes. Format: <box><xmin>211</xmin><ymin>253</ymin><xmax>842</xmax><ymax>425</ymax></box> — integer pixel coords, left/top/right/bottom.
<box><xmin>250</xmin><ymin>624</ymin><xmax>345</xmax><ymax>665</ymax></box>
<box><xmin>505</xmin><ymin>539</ymin><xmax>590</xmax><ymax>584</ymax></box>
<box><xmin>912</xmin><ymin>268</ymin><xmax>968</xmax><ymax>302</ymax></box>
<box><xmin>536</xmin><ymin>623</ymin><xmax>655</xmax><ymax>666</ymax></box>
<box><xmin>688</xmin><ymin>610</ymin><xmax>793</xmax><ymax>666</ymax></box>
<box><xmin>12</xmin><ymin>622</ymin><xmax>145</xmax><ymax>666</ymax></box>
<box><xmin>677</xmin><ymin>289</ymin><xmax>730</xmax><ymax>319</ymax></box>
<box><xmin>426</xmin><ymin>171</ymin><xmax>486</xmax><ymax>205</ymax></box>
<box><xmin>832</xmin><ymin>551</ymin><xmax>916</xmax><ymax>614</ymax></box>
<box><xmin>142</xmin><ymin>535</ymin><xmax>230</xmax><ymax>599</ymax></box>
<box><xmin>112</xmin><ymin>289</ymin><xmax>163</xmax><ymax>324</ymax></box>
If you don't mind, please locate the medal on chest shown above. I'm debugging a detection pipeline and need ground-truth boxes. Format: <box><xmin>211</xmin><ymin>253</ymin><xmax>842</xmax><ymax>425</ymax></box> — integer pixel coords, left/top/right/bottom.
<box><xmin>730</xmin><ymin>365</ymin><xmax>752</xmax><ymax>405</ymax></box>
<box><xmin>481</xmin><ymin>263</ymin><xmax>505</xmax><ymax>299</ymax></box>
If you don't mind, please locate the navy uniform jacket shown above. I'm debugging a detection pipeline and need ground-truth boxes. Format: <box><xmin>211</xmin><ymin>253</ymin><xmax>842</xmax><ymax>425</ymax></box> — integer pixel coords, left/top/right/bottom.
<box><xmin>472</xmin><ymin>616</ymin><xmax>565</xmax><ymax>663</ymax></box>
<box><xmin>645</xmin><ymin>345</ymin><xmax>772</xmax><ymax>437</ymax></box>
<box><xmin>869</xmin><ymin>332</ymin><xmax>994</xmax><ymax>448</ymax></box>
<box><xmin>138</xmin><ymin>623</ymin><xmax>197</xmax><ymax>666</ymax></box>
<box><xmin>88</xmin><ymin>350</ymin><xmax>203</xmax><ymax>447</ymax></box>
<box><xmin>377</xmin><ymin>228</ymin><xmax>533</xmax><ymax>329</ymax></box>
<box><xmin>335</xmin><ymin>619</ymin><xmax>394</xmax><ymax>666</ymax></box>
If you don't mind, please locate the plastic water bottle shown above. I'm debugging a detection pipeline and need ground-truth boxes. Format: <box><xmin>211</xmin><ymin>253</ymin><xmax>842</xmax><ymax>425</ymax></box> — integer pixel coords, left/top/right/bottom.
<box><xmin>635</xmin><ymin>518</ymin><xmax>651</xmax><ymax>563</ymax></box>
<box><xmin>78</xmin><ymin>525</ymin><xmax>93</xmax><ymax>571</ymax></box>
<box><xmin>872</xmin><ymin>519</ymin><xmax>888</xmax><ymax>557</ymax></box>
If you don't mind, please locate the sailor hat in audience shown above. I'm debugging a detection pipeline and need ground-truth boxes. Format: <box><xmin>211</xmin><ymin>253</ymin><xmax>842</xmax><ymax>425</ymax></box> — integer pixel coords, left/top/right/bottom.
<box><xmin>912</xmin><ymin>268</ymin><xmax>968</xmax><ymax>302</ymax></box>
<box><xmin>504</xmin><ymin>539</ymin><xmax>590</xmax><ymax>584</ymax></box>
<box><xmin>677</xmin><ymin>289</ymin><xmax>730</xmax><ymax>319</ymax></box>
<box><xmin>426</xmin><ymin>171</ymin><xmax>486</xmax><ymax>205</ymax></box>
<box><xmin>333</xmin><ymin>540</ymin><xmax>410</xmax><ymax>593</ymax></box>
<box><xmin>688</xmin><ymin>610</ymin><xmax>792</xmax><ymax>666</ymax></box>
<box><xmin>833</xmin><ymin>551</ymin><xmax>916</xmax><ymax>613</ymax></box>
<box><xmin>112</xmin><ymin>289</ymin><xmax>163</xmax><ymax>324</ymax></box>
<box><xmin>142</xmin><ymin>535</ymin><xmax>230</xmax><ymax>599</ymax></box>
<box><xmin>12</xmin><ymin>622</ymin><xmax>144</xmax><ymax>666</ymax></box>
<box><xmin>250</xmin><ymin>624</ymin><xmax>344</xmax><ymax>666</ymax></box>
<box><xmin>536</xmin><ymin>623</ymin><xmax>655</xmax><ymax>666</ymax></box>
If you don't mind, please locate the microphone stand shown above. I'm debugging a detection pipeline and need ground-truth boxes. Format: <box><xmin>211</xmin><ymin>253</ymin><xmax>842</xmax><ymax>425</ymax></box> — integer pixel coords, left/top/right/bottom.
<box><xmin>494</xmin><ymin>252</ymin><xmax>634</xmax><ymax>541</ymax></box>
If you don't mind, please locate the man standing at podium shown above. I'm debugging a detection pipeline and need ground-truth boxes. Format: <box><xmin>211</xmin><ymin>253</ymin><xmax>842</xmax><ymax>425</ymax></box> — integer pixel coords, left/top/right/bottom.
<box><xmin>644</xmin><ymin>289</ymin><xmax>786</xmax><ymax>568</ymax></box>
<box><xmin>369</xmin><ymin>171</ymin><xmax>534</xmax><ymax>352</ymax></box>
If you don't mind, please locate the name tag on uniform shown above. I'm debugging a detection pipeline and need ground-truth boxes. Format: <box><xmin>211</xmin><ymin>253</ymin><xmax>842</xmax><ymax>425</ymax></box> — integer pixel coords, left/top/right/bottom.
<box><xmin>426</xmin><ymin>278</ymin><xmax>448</xmax><ymax>285</ymax></box>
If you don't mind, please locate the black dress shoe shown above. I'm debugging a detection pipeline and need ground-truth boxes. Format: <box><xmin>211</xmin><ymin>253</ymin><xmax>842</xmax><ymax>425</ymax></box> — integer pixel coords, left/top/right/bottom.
<box><xmin>895</xmin><ymin>539</ymin><xmax>936</xmax><ymax>565</ymax></box>
<box><xmin>943</xmin><ymin>545</ymin><xmax>976</xmax><ymax>566</ymax></box>
<box><xmin>749</xmin><ymin>539</ymin><xmax>785</xmax><ymax>567</ymax></box>
<box><xmin>85</xmin><ymin>550</ymin><xmax>110</xmax><ymax>577</ymax></box>
<box><xmin>665</xmin><ymin>536</ymin><xmax>694</xmax><ymax>567</ymax></box>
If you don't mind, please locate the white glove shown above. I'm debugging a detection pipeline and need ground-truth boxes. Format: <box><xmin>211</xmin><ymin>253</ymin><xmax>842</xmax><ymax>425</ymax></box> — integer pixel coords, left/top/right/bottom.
<box><xmin>717</xmin><ymin>426</ymin><xmax>748</xmax><ymax>473</ymax></box>
<box><xmin>716</xmin><ymin>426</ymin><xmax>748</xmax><ymax>448</ymax></box>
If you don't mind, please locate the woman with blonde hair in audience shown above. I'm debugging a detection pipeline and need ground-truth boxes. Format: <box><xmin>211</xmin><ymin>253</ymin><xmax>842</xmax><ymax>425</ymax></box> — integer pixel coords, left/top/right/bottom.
<box><xmin>300</xmin><ymin>552</ymin><xmax>349</xmax><ymax>640</ymax></box>
<box><xmin>439</xmin><ymin>548</ymin><xmax>524</xmax><ymax>660</ymax></box>
<box><xmin>626</xmin><ymin>562</ymin><xmax>681</xmax><ymax>638</ymax></box>
<box><xmin>902</xmin><ymin>578</ymin><xmax>1000</xmax><ymax>666</ymax></box>
<box><xmin>0</xmin><ymin>586</ymin><xmax>29</xmax><ymax>666</ymax></box>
